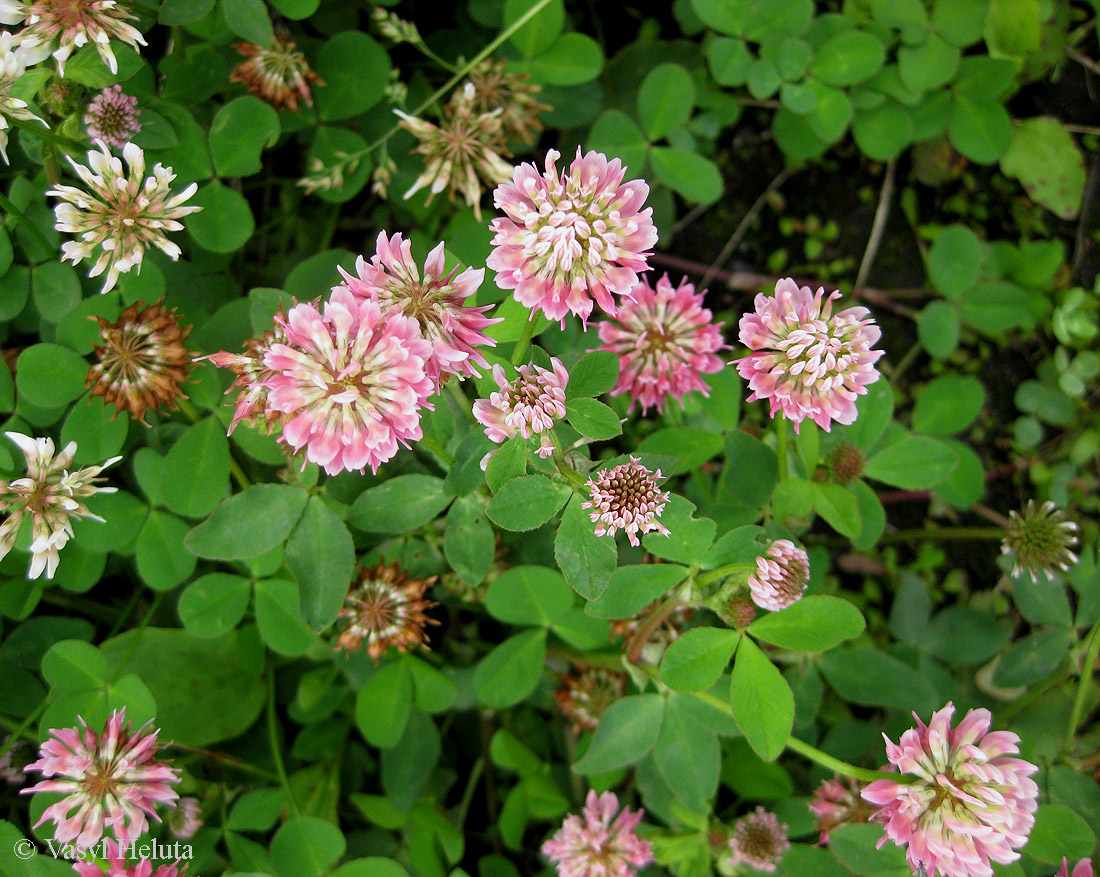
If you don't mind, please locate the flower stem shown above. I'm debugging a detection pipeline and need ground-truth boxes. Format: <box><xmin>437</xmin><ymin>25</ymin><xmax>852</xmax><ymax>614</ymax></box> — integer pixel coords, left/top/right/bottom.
<box><xmin>108</xmin><ymin>593</ymin><xmax>165</xmax><ymax>685</ymax></box>
<box><xmin>510</xmin><ymin>315</ymin><xmax>538</xmax><ymax>366</ymax></box>
<box><xmin>627</xmin><ymin>594</ymin><xmax>681</xmax><ymax>663</ymax></box>
<box><xmin>1064</xmin><ymin>616</ymin><xmax>1100</xmax><ymax>754</ymax></box>
<box><xmin>419</xmin><ymin>433</ymin><xmax>456</xmax><ymax>466</ymax></box>
<box><xmin>446</xmin><ymin>379</ymin><xmax>474</xmax><ymax>420</ymax></box>
<box><xmin>695</xmin><ymin>562</ymin><xmax>756</xmax><ymax>588</ymax></box>
<box><xmin>0</xmin><ymin>698</ymin><xmax>47</xmax><ymax>749</ymax></box>
<box><xmin>784</xmin><ymin>735</ymin><xmax>899</xmax><ymax>783</ymax></box>
<box><xmin>267</xmin><ymin>671</ymin><xmax>301</xmax><ymax>817</ymax></box>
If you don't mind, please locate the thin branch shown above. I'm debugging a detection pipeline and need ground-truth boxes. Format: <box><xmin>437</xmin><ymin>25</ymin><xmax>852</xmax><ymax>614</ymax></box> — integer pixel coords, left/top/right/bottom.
<box><xmin>854</xmin><ymin>157</ymin><xmax>896</xmax><ymax>293</ymax></box>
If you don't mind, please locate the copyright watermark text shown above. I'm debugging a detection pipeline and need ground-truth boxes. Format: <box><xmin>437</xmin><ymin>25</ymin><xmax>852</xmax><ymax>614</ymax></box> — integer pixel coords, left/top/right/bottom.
<box><xmin>11</xmin><ymin>837</ymin><xmax>194</xmax><ymax>862</ymax></box>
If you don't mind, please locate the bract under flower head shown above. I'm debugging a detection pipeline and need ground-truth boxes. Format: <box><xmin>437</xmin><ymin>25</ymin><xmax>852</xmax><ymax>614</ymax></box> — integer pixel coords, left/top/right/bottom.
<box><xmin>727</xmin><ymin>807</ymin><xmax>790</xmax><ymax>872</ymax></box>
<box><xmin>262</xmin><ymin>287</ymin><xmax>435</xmax><ymax>475</ymax></box>
<box><xmin>0</xmin><ymin>0</ymin><xmax>146</xmax><ymax>75</ymax></box>
<box><xmin>542</xmin><ymin>789</ymin><xmax>654</xmax><ymax>877</ymax></box>
<box><xmin>472</xmin><ymin>358</ymin><xmax>568</xmax><ymax>459</ymax></box>
<box><xmin>488</xmin><ymin>147</ymin><xmax>657</xmax><ymax>326</ymax></box>
<box><xmin>582</xmin><ymin>456</ymin><xmax>670</xmax><ymax>547</ymax></box>
<box><xmin>337</xmin><ymin>231</ymin><xmax>498</xmax><ymax>386</ymax></box>
<box><xmin>861</xmin><ymin>702</ymin><xmax>1039</xmax><ymax>877</ymax></box>
<box><xmin>23</xmin><ymin>708</ymin><xmax>180</xmax><ymax>850</ymax></box>
<box><xmin>596</xmin><ymin>273</ymin><xmax>726</xmax><ymax>413</ymax></box>
<box><xmin>747</xmin><ymin>539</ymin><xmax>809</xmax><ymax>611</ymax></box>
<box><xmin>735</xmin><ymin>277</ymin><xmax>883</xmax><ymax>432</ymax></box>
<box><xmin>49</xmin><ymin>142</ymin><xmax>201</xmax><ymax>294</ymax></box>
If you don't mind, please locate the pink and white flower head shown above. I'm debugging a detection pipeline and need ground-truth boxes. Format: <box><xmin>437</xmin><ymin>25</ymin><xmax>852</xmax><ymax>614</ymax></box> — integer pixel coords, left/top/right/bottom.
<box><xmin>472</xmin><ymin>358</ymin><xmax>568</xmax><ymax>460</ymax></box>
<box><xmin>542</xmin><ymin>789</ymin><xmax>654</xmax><ymax>877</ymax></box>
<box><xmin>0</xmin><ymin>31</ymin><xmax>48</xmax><ymax>165</ymax></box>
<box><xmin>49</xmin><ymin>142</ymin><xmax>201</xmax><ymax>294</ymax></box>
<box><xmin>735</xmin><ymin>278</ymin><xmax>883</xmax><ymax>432</ymax></box>
<box><xmin>168</xmin><ymin>796</ymin><xmax>202</xmax><ymax>840</ymax></box>
<box><xmin>582</xmin><ymin>457</ymin><xmax>670</xmax><ymax>547</ymax></box>
<box><xmin>0</xmin><ymin>432</ymin><xmax>120</xmax><ymax>579</ymax></box>
<box><xmin>727</xmin><ymin>807</ymin><xmax>790</xmax><ymax>872</ymax></box>
<box><xmin>262</xmin><ymin>287</ymin><xmax>435</xmax><ymax>475</ymax></box>
<box><xmin>596</xmin><ymin>273</ymin><xmax>726</xmax><ymax>414</ymax></box>
<box><xmin>747</xmin><ymin>539</ymin><xmax>809</xmax><ymax>611</ymax></box>
<box><xmin>860</xmin><ymin>702</ymin><xmax>1039</xmax><ymax>877</ymax></box>
<box><xmin>22</xmin><ymin>709</ymin><xmax>180</xmax><ymax>850</ymax></box>
<box><xmin>84</xmin><ymin>84</ymin><xmax>140</xmax><ymax>149</ymax></box>
<box><xmin>487</xmin><ymin>147</ymin><xmax>658</xmax><ymax>326</ymax></box>
<box><xmin>0</xmin><ymin>0</ymin><xmax>146</xmax><ymax>75</ymax></box>
<box><xmin>809</xmin><ymin>776</ymin><xmax>873</xmax><ymax>844</ymax></box>
<box><xmin>73</xmin><ymin>838</ymin><xmax>187</xmax><ymax>877</ymax></box>
<box><xmin>1057</xmin><ymin>859</ymin><xmax>1094</xmax><ymax>877</ymax></box>
<box><xmin>337</xmin><ymin>231</ymin><xmax>499</xmax><ymax>387</ymax></box>
<box><xmin>201</xmin><ymin>316</ymin><xmax>289</xmax><ymax>436</ymax></box>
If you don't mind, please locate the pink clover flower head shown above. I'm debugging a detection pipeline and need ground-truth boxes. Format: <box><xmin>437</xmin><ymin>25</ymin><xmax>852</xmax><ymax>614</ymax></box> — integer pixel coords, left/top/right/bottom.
<box><xmin>487</xmin><ymin>147</ymin><xmax>658</xmax><ymax>326</ymax></box>
<box><xmin>542</xmin><ymin>789</ymin><xmax>654</xmax><ymax>877</ymax></box>
<box><xmin>72</xmin><ymin>838</ymin><xmax>187</xmax><ymax>877</ymax></box>
<box><xmin>582</xmin><ymin>456</ymin><xmax>670</xmax><ymax>547</ymax></box>
<box><xmin>809</xmin><ymin>775</ymin><xmax>873</xmax><ymax>844</ymax></box>
<box><xmin>337</xmin><ymin>231</ymin><xmax>499</xmax><ymax>387</ymax></box>
<box><xmin>727</xmin><ymin>806</ymin><xmax>790</xmax><ymax>873</ymax></box>
<box><xmin>748</xmin><ymin>539</ymin><xmax>809</xmax><ymax>611</ymax></box>
<box><xmin>84</xmin><ymin>84</ymin><xmax>141</xmax><ymax>149</ymax></box>
<box><xmin>860</xmin><ymin>702</ymin><xmax>1039</xmax><ymax>877</ymax></box>
<box><xmin>472</xmin><ymin>357</ymin><xmax>568</xmax><ymax>459</ymax></box>
<box><xmin>735</xmin><ymin>278</ymin><xmax>883</xmax><ymax>432</ymax></box>
<box><xmin>1057</xmin><ymin>859</ymin><xmax>1094</xmax><ymax>877</ymax></box>
<box><xmin>0</xmin><ymin>432</ymin><xmax>120</xmax><ymax>579</ymax></box>
<box><xmin>200</xmin><ymin>317</ymin><xmax>289</xmax><ymax>437</ymax></box>
<box><xmin>262</xmin><ymin>287</ymin><xmax>435</xmax><ymax>475</ymax></box>
<box><xmin>22</xmin><ymin>708</ymin><xmax>180</xmax><ymax>851</ymax></box>
<box><xmin>596</xmin><ymin>273</ymin><xmax>726</xmax><ymax>414</ymax></box>
<box><xmin>0</xmin><ymin>0</ymin><xmax>147</xmax><ymax>75</ymax></box>
<box><xmin>168</xmin><ymin>796</ymin><xmax>202</xmax><ymax>840</ymax></box>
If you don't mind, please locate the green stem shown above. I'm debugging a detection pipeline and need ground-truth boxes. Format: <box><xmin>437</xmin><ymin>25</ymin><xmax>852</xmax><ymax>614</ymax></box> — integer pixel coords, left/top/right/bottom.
<box><xmin>11</xmin><ymin>117</ymin><xmax>85</xmax><ymax>154</ymax></box>
<box><xmin>419</xmin><ymin>433</ymin><xmax>456</xmax><ymax>466</ymax></box>
<box><xmin>627</xmin><ymin>594</ymin><xmax>681</xmax><ymax>663</ymax></box>
<box><xmin>0</xmin><ymin>188</ymin><xmax>54</xmax><ymax>256</ymax></box>
<box><xmin>447</xmin><ymin>379</ymin><xmax>474</xmax><ymax>420</ymax></box>
<box><xmin>106</xmin><ymin>585</ymin><xmax>145</xmax><ymax>640</ymax></box>
<box><xmin>1065</xmin><ymin>617</ymin><xmax>1100</xmax><ymax>754</ymax></box>
<box><xmin>0</xmin><ymin>700</ymin><xmax>48</xmax><ymax>751</ymax></box>
<box><xmin>784</xmin><ymin>735</ymin><xmax>903</xmax><ymax>783</ymax></box>
<box><xmin>776</xmin><ymin>415</ymin><xmax>790</xmax><ymax>478</ymax></box>
<box><xmin>695</xmin><ymin>562</ymin><xmax>755</xmax><ymax>588</ymax></box>
<box><xmin>455</xmin><ymin>756</ymin><xmax>485</xmax><ymax>828</ymax></box>
<box><xmin>267</xmin><ymin>672</ymin><xmax>301</xmax><ymax>817</ymax></box>
<box><xmin>552</xmin><ymin>445</ymin><xmax>588</xmax><ymax>490</ymax></box>
<box><xmin>877</xmin><ymin>527</ymin><xmax>1005</xmax><ymax>544</ymax></box>
<box><xmin>510</xmin><ymin>316</ymin><xmax>538</xmax><ymax>366</ymax></box>
<box><xmin>108</xmin><ymin>594</ymin><xmax>165</xmax><ymax>684</ymax></box>
<box><xmin>173</xmin><ymin>744</ymin><xmax>280</xmax><ymax>782</ymax></box>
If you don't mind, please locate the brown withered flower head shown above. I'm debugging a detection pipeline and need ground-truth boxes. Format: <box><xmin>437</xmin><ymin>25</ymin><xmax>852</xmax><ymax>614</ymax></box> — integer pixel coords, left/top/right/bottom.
<box><xmin>553</xmin><ymin>667</ymin><xmax>626</xmax><ymax>733</ymax></box>
<box><xmin>230</xmin><ymin>35</ymin><xmax>322</xmax><ymax>112</ymax></box>
<box><xmin>459</xmin><ymin>58</ymin><xmax>551</xmax><ymax>146</ymax></box>
<box><xmin>335</xmin><ymin>561</ymin><xmax>439</xmax><ymax>662</ymax></box>
<box><xmin>87</xmin><ymin>299</ymin><xmax>193</xmax><ymax>424</ymax></box>
<box><xmin>199</xmin><ymin>314</ymin><xmax>289</xmax><ymax>435</ymax></box>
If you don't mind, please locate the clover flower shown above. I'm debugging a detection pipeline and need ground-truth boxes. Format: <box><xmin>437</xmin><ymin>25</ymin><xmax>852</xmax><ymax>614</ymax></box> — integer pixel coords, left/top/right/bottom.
<box><xmin>553</xmin><ymin>668</ymin><xmax>626</xmax><ymax>733</ymax></box>
<box><xmin>230</xmin><ymin>36</ymin><xmax>321</xmax><ymax>112</ymax></box>
<box><xmin>735</xmin><ymin>278</ymin><xmax>883</xmax><ymax>432</ymax></box>
<box><xmin>809</xmin><ymin>776</ymin><xmax>873</xmax><ymax>844</ymax></box>
<box><xmin>861</xmin><ymin>702</ymin><xmax>1039</xmax><ymax>877</ymax></box>
<box><xmin>335</xmin><ymin>561</ymin><xmax>439</xmax><ymax>662</ymax></box>
<box><xmin>168</xmin><ymin>796</ymin><xmax>202</xmax><ymax>840</ymax></box>
<box><xmin>472</xmin><ymin>358</ymin><xmax>568</xmax><ymax>459</ymax></box>
<box><xmin>582</xmin><ymin>457</ymin><xmax>670</xmax><ymax>547</ymax></box>
<box><xmin>202</xmin><ymin>318</ymin><xmax>289</xmax><ymax>436</ymax></box>
<box><xmin>88</xmin><ymin>299</ymin><xmax>194</xmax><ymax>424</ymax></box>
<box><xmin>460</xmin><ymin>58</ymin><xmax>549</xmax><ymax>146</ymax></box>
<box><xmin>1057</xmin><ymin>859</ymin><xmax>1094</xmax><ymax>877</ymax></box>
<box><xmin>262</xmin><ymin>287</ymin><xmax>435</xmax><ymax>475</ymax></box>
<box><xmin>83</xmin><ymin>83</ymin><xmax>140</xmax><ymax>149</ymax></box>
<box><xmin>542</xmin><ymin>789</ymin><xmax>654</xmax><ymax>877</ymax></box>
<box><xmin>396</xmin><ymin>84</ymin><xmax>514</xmax><ymax>220</ymax></box>
<box><xmin>596</xmin><ymin>273</ymin><xmax>726</xmax><ymax>414</ymax></box>
<box><xmin>73</xmin><ymin>838</ymin><xmax>187</xmax><ymax>877</ymax></box>
<box><xmin>337</xmin><ymin>231</ymin><xmax>499</xmax><ymax>386</ymax></box>
<box><xmin>0</xmin><ymin>433</ymin><xmax>119</xmax><ymax>579</ymax></box>
<box><xmin>727</xmin><ymin>807</ymin><xmax>790</xmax><ymax>873</ymax></box>
<box><xmin>22</xmin><ymin>709</ymin><xmax>179</xmax><ymax>850</ymax></box>
<box><xmin>747</xmin><ymin>539</ymin><xmax>809</xmax><ymax>611</ymax></box>
<box><xmin>488</xmin><ymin>148</ymin><xmax>657</xmax><ymax>326</ymax></box>
<box><xmin>49</xmin><ymin>142</ymin><xmax>201</xmax><ymax>294</ymax></box>
<box><xmin>0</xmin><ymin>0</ymin><xmax>146</xmax><ymax>75</ymax></box>
<box><xmin>1001</xmin><ymin>499</ymin><xmax>1079</xmax><ymax>582</ymax></box>
<box><xmin>0</xmin><ymin>31</ymin><xmax>47</xmax><ymax>164</ymax></box>
<box><xmin>826</xmin><ymin>441</ymin><xmax>865</xmax><ymax>485</ymax></box>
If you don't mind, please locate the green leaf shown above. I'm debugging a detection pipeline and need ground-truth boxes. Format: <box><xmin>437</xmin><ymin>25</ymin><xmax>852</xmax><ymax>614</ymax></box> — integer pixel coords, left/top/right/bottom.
<box><xmin>1025</xmin><ymin>804</ymin><xmax>1096</xmax><ymax>865</ymax></box>
<box><xmin>222</xmin><ymin>0</ymin><xmax>274</xmax><ymax>46</ymax></box>
<box><xmin>911</xmin><ymin>375</ymin><xmax>985</xmax><ymax>435</ymax></box>
<box><xmin>286</xmin><ymin>496</ymin><xmax>356</xmax><ymax>632</ymax></box>
<box><xmin>829</xmin><ymin>823</ymin><xmax>910</xmax><ymax>874</ymax></box>
<box><xmin>818</xmin><ymin>648</ymin><xmax>938</xmax><ymax>711</ymax></box>
<box><xmin>209</xmin><ymin>96</ymin><xmax>280</xmax><ymax>178</ymax></box>
<box><xmin>349</xmin><ymin>475</ymin><xmax>452</xmax><ymax>533</ymax></box>
<box><xmin>898</xmin><ymin>32</ymin><xmax>959</xmax><ymax>92</ymax></box>
<box><xmin>443</xmin><ymin>496</ymin><xmax>494</xmax><ymax>587</ymax></box>
<box><xmin>803</xmin><ymin>80</ymin><xmax>853</xmax><ymax>142</ymax></box>
<box><xmin>637</xmin><ymin>428</ymin><xmax>724</xmax><ymax>475</ymax></box>
<box><xmin>637</xmin><ymin>63</ymin><xmax>695</xmax><ymax>140</ymax></box>
<box><xmin>314</xmin><ymin>32</ymin><xmax>391</xmax><ymax>122</ymax></box>
<box><xmin>270</xmin><ymin>816</ymin><xmax>346</xmax><ymax>877</ymax></box>
<box><xmin>957</xmin><ymin>281</ymin><xmax>1033</xmax><ymax>334</ymax></box>
<box><xmin>505</xmin><ymin>0</ymin><xmax>564</xmax><ymax>58</ymax></box>
<box><xmin>72</xmin><ymin>490</ymin><xmax>148</xmax><ymax>555</ymax></box>
<box><xmin>650</xmin><ymin>147</ymin><xmax>724</xmax><ymax>204</ymax></box>
<box><xmin>271</xmin><ymin>0</ymin><xmax>319</xmax><ymax>18</ymax></box>
<box><xmin>16</xmin><ymin>344</ymin><xmax>88</xmax><ymax>408</ymax></box>
<box><xmin>851</xmin><ymin>100</ymin><xmax>913</xmax><ymax>160</ymax></box>
<box><xmin>161</xmin><ymin>418</ymin><xmax>231</xmax><ymax>518</ymax></box>
<box><xmin>185</xmin><ymin>485</ymin><xmax>308</xmax><ymax>560</ymax></box>
<box><xmin>255</xmin><ymin>579</ymin><xmax>317</xmax><ymax>656</ymax></box>
<box><xmin>643</xmin><ymin>494</ymin><xmax>716</xmax><ymax>565</ymax></box>
<box><xmin>565</xmin><ymin>398</ymin><xmax>622</xmax><ymax>440</ymax></box>
<box><xmin>485</xmin><ymin>437</ymin><xmax>527</xmax><ymax>491</ymax></box>
<box><xmin>42</xmin><ymin>640</ymin><xmax>106</xmax><ymax>693</ymax></box>
<box><xmin>160</xmin><ymin>0</ymin><xmax>216</xmax><ymax>25</ymax></box>
<box><xmin>178</xmin><ymin>573</ymin><xmax>251</xmax><ymax>637</ymax></box>
<box><xmin>730</xmin><ymin>637</ymin><xmax>794</xmax><ymax>761</ymax></box>
<box><xmin>1000</xmin><ymin>117</ymin><xmax>1086</xmax><ymax>220</ymax></box>
<box><xmin>486</xmin><ymin>475</ymin><xmax>571</xmax><ymax>531</ymax></box>
<box><xmin>851</xmin><ymin>478</ymin><xmax>887</xmax><ymax>550</ymax></box>
<box><xmin>403</xmin><ymin>654</ymin><xmax>458</xmax><ymax>714</ymax></box>
<box><xmin>573</xmin><ymin>694</ymin><xmax>665</xmax><ymax>774</ymax></box>
<box><xmin>473</xmin><ymin>629</ymin><xmax>547</xmax><ymax>708</ymax></box>
<box><xmin>654</xmin><ymin>695</ymin><xmax>720</xmax><ymax>811</ymax></box>
<box><xmin>566</xmin><ymin>350</ymin><xmax>620</xmax><ymax>399</ymax></box>
<box><xmin>747</xmin><ymin>596</ymin><xmax>866</xmax><ymax>651</ymax></box>
<box><xmin>660</xmin><ymin>627</ymin><xmax>739</xmax><ymax>691</ymax></box>
<box><xmin>381</xmin><ymin>711</ymin><xmax>440</xmax><ymax>810</ymax></box>
<box><xmin>928</xmin><ymin>225</ymin><xmax>983</xmax><ymax>298</ymax></box>
<box><xmin>810</xmin><ymin>482</ymin><xmax>862</xmax><ymax>540</ymax></box>
<box><xmin>61</xmin><ymin>395</ymin><xmax>128</xmax><ymax>465</ymax></box>
<box><xmin>917</xmin><ymin>300</ymin><xmax>960</xmax><ymax>357</ymax></box>
<box><xmin>586</xmin><ymin>563</ymin><xmax>688</xmax><ymax>619</ymax></box>
<box><xmin>932</xmin><ymin>0</ymin><xmax>989</xmax><ymax>47</ymax></box>
<box><xmin>135</xmin><ymin>511</ymin><xmax>197</xmax><ymax>591</ymax></box>
<box><xmin>306</xmin><ymin>127</ymin><xmax>372</xmax><ymax>204</ymax></box>
<box><xmin>720</xmin><ymin>431</ymin><xmax>779</xmax><ymax>507</ymax></box>
<box><xmin>992</xmin><ymin>628</ymin><xmax>1073</xmax><ymax>687</ymax></box>
<box><xmin>692</xmin><ymin>0</ymin><xmax>744</xmax><ymax>34</ymax></box>
<box><xmin>923</xmin><ymin>606</ymin><xmax>1013</xmax><ymax>665</ymax></box>
<box><xmin>523</xmin><ymin>32</ymin><xmax>605</xmax><ymax>85</ymax></box>
<box><xmin>555</xmin><ymin>494</ymin><xmax>617</xmax><ymax>600</ymax></box>
<box><xmin>983</xmin><ymin>0</ymin><xmax>1040</xmax><ymax>59</ymax></box>
<box><xmin>486</xmin><ymin>565</ymin><xmax>573</xmax><ymax>627</ymax></box>
<box><xmin>186</xmin><ymin>181</ymin><xmax>254</xmax><ymax>253</ymax></box>
<box><xmin>948</xmin><ymin>96</ymin><xmax>1013</xmax><ymax>164</ymax></box>
<box><xmin>227</xmin><ymin>789</ymin><xmax>286</xmax><ymax>832</ymax></box>
<box><xmin>356</xmin><ymin>662</ymin><xmax>414</xmax><ymax>749</ymax></box>
<box><xmin>810</xmin><ymin>30</ymin><xmax>886</xmax><ymax>86</ymax></box>
<box><xmin>707</xmin><ymin>37</ymin><xmax>753</xmax><ymax>86</ymax></box>
<box><xmin>32</xmin><ymin>261</ymin><xmax>81</xmax><ymax>323</ymax></box>
<box><xmin>864</xmin><ymin>437</ymin><xmax>957</xmax><ymax>489</ymax></box>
